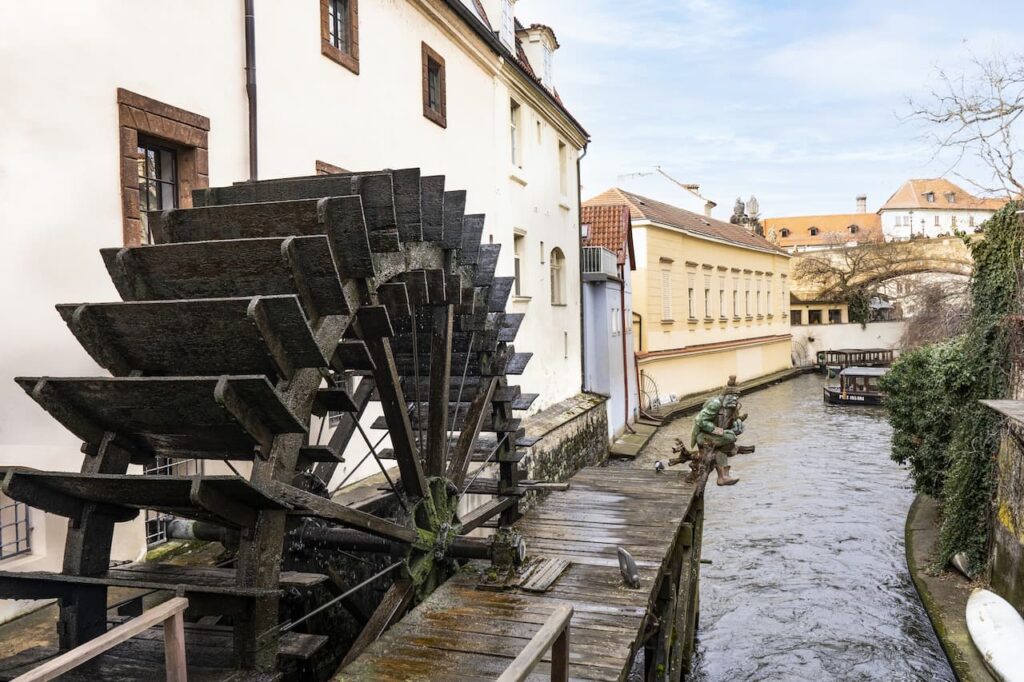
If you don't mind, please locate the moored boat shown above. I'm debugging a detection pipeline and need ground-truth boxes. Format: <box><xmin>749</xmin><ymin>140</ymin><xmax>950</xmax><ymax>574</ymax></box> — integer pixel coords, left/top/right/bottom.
<box><xmin>823</xmin><ymin>366</ymin><xmax>889</xmax><ymax>405</ymax></box>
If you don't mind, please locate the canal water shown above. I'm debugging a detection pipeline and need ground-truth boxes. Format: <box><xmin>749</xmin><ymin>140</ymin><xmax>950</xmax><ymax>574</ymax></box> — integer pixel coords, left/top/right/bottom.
<box><xmin>639</xmin><ymin>373</ymin><xmax>953</xmax><ymax>681</ymax></box>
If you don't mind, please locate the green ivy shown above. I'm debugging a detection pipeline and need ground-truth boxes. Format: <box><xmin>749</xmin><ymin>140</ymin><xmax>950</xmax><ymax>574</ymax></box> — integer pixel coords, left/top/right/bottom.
<box><xmin>881</xmin><ymin>201</ymin><xmax>1022</xmax><ymax>570</ymax></box>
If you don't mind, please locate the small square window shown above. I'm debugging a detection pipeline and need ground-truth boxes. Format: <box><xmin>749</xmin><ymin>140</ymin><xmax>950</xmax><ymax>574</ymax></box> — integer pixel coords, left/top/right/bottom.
<box><xmin>422</xmin><ymin>43</ymin><xmax>447</xmax><ymax>128</ymax></box>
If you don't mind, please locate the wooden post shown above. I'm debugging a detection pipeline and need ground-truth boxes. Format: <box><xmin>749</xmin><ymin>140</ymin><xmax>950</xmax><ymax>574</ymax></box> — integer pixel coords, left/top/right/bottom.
<box><xmin>163</xmin><ymin>608</ymin><xmax>188</xmax><ymax>682</ymax></box>
<box><xmin>552</xmin><ymin>622</ymin><xmax>570</xmax><ymax>682</ymax></box>
<box><xmin>496</xmin><ymin>603</ymin><xmax>572</xmax><ymax>682</ymax></box>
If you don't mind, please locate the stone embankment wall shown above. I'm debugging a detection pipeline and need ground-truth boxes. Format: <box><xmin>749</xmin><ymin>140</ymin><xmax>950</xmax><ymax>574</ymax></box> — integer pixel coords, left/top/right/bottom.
<box><xmin>790</xmin><ymin>320</ymin><xmax>906</xmax><ymax>366</ymax></box>
<box><xmin>520</xmin><ymin>392</ymin><xmax>609</xmax><ymax>512</ymax></box>
<box><xmin>991</xmin><ymin>420</ymin><xmax>1024</xmax><ymax>613</ymax></box>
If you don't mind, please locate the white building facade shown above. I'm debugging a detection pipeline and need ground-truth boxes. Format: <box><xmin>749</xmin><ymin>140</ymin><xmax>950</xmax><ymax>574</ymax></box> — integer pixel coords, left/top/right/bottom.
<box><xmin>879</xmin><ymin>179</ymin><xmax>1005</xmax><ymax>240</ymax></box>
<box><xmin>0</xmin><ymin>0</ymin><xmax>587</xmax><ymax>612</ymax></box>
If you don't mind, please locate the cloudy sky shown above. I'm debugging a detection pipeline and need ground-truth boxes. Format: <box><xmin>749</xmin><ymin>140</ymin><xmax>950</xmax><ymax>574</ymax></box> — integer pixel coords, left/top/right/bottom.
<box><xmin>515</xmin><ymin>0</ymin><xmax>1022</xmax><ymax>218</ymax></box>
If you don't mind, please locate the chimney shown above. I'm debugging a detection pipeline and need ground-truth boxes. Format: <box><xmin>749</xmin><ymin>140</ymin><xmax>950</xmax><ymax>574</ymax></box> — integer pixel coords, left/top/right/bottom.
<box><xmin>856</xmin><ymin>194</ymin><xmax>867</xmax><ymax>213</ymax></box>
<box><xmin>704</xmin><ymin>200</ymin><xmax>716</xmax><ymax>218</ymax></box>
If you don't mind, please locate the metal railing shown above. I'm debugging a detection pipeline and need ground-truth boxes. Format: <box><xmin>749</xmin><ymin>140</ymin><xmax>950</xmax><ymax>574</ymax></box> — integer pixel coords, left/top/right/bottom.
<box><xmin>144</xmin><ymin>457</ymin><xmax>203</xmax><ymax>547</ymax></box>
<box><xmin>0</xmin><ymin>496</ymin><xmax>31</xmax><ymax>560</ymax></box>
<box><xmin>497</xmin><ymin>603</ymin><xmax>572</xmax><ymax>682</ymax></box>
<box><xmin>581</xmin><ymin>246</ymin><xmax>619</xmax><ymax>278</ymax></box>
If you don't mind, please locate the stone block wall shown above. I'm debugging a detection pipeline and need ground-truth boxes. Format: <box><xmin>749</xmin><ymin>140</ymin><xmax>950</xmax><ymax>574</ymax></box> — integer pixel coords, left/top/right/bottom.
<box><xmin>991</xmin><ymin>426</ymin><xmax>1024</xmax><ymax>613</ymax></box>
<box><xmin>519</xmin><ymin>392</ymin><xmax>609</xmax><ymax>512</ymax></box>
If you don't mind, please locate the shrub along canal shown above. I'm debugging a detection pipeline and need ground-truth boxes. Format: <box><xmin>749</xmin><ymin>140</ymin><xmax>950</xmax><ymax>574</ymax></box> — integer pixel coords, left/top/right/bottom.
<box><xmin>638</xmin><ymin>372</ymin><xmax>953</xmax><ymax>681</ymax></box>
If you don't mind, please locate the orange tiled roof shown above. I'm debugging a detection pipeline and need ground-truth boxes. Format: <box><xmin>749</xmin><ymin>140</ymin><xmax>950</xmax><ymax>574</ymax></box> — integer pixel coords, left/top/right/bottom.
<box><xmin>762</xmin><ymin>213</ymin><xmax>882</xmax><ymax>248</ymax></box>
<box><xmin>581</xmin><ymin>204</ymin><xmax>635</xmax><ymax>267</ymax></box>
<box><xmin>585</xmin><ymin>188</ymin><xmax>788</xmax><ymax>256</ymax></box>
<box><xmin>880</xmin><ymin>178</ymin><xmax>1007</xmax><ymax>211</ymax></box>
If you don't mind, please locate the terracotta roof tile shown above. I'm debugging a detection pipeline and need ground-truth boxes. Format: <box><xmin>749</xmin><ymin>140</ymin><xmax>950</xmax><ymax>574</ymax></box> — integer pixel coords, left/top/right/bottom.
<box><xmin>880</xmin><ymin>178</ymin><xmax>1007</xmax><ymax>211</ymax></box>
<box><xmin>585</xmin><ymin>188</ymin><xmax>788</xmax><ymax>256</ymax></box>
<box><xmin>581</xmin><ymin>204</ymin><xmax>634</xmax><ymax>267</ymax></box>
<box><xmin>762</xmin><ymin>213</ymin><xmax>882</xmax><ymax>248</ymax></box>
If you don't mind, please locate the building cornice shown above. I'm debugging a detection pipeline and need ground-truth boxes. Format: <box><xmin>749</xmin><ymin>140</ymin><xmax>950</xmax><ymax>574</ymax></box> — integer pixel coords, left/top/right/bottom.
<box><xmin>637</xmin><ymin>334</ymin><xmax>793</xmax><ymax>362</ymax></box>
<box><xmin>632</xmin><ymin>219</ymin><xmax>792</xmax><ymax>259</ymax></box>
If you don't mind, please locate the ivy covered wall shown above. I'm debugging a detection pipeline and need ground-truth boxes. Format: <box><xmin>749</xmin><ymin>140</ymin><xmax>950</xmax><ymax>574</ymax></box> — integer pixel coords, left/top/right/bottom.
<box><xmin>881</xmin><ymin>201</ymin><xmax>1022</xmax><ymax>570</ymax></box>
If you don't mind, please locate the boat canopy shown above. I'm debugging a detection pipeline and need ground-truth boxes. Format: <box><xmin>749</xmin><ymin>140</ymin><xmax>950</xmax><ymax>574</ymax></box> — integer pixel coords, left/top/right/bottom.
<box><xmin>839</xmin><ymin>366</ymin><xmax>890</xmax><ymax>377</ymax></box>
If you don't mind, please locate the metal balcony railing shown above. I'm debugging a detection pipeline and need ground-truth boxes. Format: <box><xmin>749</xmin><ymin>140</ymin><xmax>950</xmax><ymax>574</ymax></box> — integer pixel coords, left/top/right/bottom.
<box><xmin>581</xmin><ymin>247</ymin><xmax>619</xmax><ymax>278</ymax></box>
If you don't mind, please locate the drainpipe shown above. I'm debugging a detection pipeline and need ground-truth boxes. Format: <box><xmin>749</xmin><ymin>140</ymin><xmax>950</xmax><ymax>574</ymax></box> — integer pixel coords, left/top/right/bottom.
<box><xmin>577</xmin><ymin>142</ymin><xmax>589</xmax><ymax>392</ymax></box>
<box><xmin>619</xmin><ymin>264</ymin><xmax>635</xmax><ymax>433</ymax></box>
<box><xmin>244</xmin><ymin>0</ymin><xmax>258</xmax><ymax>181</ymax></box>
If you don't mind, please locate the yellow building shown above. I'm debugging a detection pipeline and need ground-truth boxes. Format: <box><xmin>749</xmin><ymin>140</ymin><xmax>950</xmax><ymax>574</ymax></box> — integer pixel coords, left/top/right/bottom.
<box><xmin>585</xmin><ymin>189</ymin><xmax>792</xmax><ymax>403</ymax></box>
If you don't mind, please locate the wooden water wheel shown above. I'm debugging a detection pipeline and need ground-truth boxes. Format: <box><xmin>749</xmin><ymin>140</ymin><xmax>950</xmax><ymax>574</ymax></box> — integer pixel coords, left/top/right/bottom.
<box><xmin>0</xmin><ymin>169</ymin><xmax>539</xmax><ymax>680</ymax></box>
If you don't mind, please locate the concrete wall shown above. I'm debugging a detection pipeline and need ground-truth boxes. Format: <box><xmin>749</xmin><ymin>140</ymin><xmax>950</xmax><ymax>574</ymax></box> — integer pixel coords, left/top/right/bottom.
<box><xmin>790</xmin><ymin>320</ymin><xmax>906</xmax><ymax>367</ymax></box>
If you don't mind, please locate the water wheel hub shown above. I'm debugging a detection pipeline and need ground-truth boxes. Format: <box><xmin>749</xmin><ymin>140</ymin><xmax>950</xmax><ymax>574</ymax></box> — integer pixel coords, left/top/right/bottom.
<box><xmin>405</xmin><ymin>477</ymin><xmax>462</xmax><ymax>600</ymax></box>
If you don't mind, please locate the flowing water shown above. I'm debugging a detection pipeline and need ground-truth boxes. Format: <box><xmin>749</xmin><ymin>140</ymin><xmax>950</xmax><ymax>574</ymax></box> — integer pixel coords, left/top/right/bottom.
<box><xmin>640</xmin><ymin>373</ymin><xmax>953</xmax><ymax>681</ymax></box>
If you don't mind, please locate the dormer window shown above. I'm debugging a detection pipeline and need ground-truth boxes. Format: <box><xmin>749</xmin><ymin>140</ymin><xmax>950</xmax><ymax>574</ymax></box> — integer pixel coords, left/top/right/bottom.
<box><xmin>946</xmin><ymin>192</ymin><xmax>956</xmax><ymax>203</ymax></box>
<box><xmin>809</xmin><ymin>227</ymin><xmax>819</xmax><ymax>236</ymax></box>
<box><xmin>925</xmin><ymin>191</ymin><xmax>935</xmax><ymax>203</ymax></box>
<box><xmin>500</xmin><ymin>0</ymin><xmax>514</xmax><ymax>48</ymax></box>
<box><xmin>848</xmin><ymin>225</ymin><xmax>859</xmax><ymax>234</ymax></box>
<box><xmin>780</xmin><ymin>228</ymin><xmax>790</xmax><ymax>238</ymax></box>
<box><xmin>543</xmin><ymin>43</ymin><xmax>553</xmax><ymax>84</ymax></box>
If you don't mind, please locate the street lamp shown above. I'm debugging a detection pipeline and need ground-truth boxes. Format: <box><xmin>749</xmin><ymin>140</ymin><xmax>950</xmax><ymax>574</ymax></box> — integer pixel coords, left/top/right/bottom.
<box><xmin>909</xmin><ymin>209</ymin><xmax>914</xmax><ymax>239</ymax></box>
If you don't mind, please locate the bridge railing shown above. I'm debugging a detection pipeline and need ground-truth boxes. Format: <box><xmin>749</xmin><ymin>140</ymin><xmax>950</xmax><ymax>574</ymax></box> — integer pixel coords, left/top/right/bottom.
<box><xmin>497</xmin><ymin>603</ymin><xmax>572</xmax><ymax>682</ymax></box>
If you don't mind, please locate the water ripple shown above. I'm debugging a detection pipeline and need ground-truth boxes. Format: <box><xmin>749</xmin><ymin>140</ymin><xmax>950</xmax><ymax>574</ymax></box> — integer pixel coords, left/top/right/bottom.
<box><xmin>640</xmin><ymin>374</ymin><xmax>953</xmax><ymax>681</ymax></box>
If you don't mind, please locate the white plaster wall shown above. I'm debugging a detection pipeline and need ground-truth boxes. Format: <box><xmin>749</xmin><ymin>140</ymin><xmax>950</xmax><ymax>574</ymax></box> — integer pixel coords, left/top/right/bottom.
<box><xmin>0</xmin><ymin>1</ymin><xmax>249</xmax><ymax>578</ymax></box>
<box><xmin>790</xmin><ymin>321</ymin><xmax>906</xmax><ymax>366</ymax></box>
<box><xmin>880</xmin><ymin>209</ymin><xmax>995</xmax><ymax>240</ymax></box>
<box><xmin>0</xmin><ymin>0</ymin><xmax>584</xmax><ymax>599</ymax></box>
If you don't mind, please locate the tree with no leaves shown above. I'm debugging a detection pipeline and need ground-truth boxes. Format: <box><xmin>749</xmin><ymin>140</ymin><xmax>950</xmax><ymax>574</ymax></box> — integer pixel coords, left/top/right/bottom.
<box><xmin>908</xmin><ymin>52</ymin><xmax>1024</xmax><ymax>197</ymax></box>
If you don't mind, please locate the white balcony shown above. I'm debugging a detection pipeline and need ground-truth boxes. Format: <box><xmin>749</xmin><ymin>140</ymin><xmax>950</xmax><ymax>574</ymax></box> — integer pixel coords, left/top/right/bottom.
<box><xmin>582</xmin><ymin>247</ymin><xmax>619</xmax><ymax>280</ymax></box>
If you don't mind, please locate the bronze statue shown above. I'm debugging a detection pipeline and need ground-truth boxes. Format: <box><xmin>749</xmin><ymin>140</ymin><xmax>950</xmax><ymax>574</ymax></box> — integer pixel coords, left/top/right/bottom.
<box><xmin>673</xmin><ymin>376</ymin><xmax>754</xmax><ymax>485</ymax></box>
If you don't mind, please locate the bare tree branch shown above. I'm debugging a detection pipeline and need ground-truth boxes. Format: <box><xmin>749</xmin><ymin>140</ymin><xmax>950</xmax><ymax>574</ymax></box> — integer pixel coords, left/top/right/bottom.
<box><xmin>907</xmin><ymin>51</ymin><xmax>1024</xmax><ymax>197</ymax></box>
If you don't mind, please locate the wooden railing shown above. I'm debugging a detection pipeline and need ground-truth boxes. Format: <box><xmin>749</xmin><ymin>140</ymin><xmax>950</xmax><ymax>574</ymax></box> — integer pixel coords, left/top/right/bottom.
<box><xmin>14</xmin><ymin>597</ymin><xmax>189</xmax><ymax>682</ymax></box>
<box><xmin>497</xmin><ymin>603</ymin><xmax>572</xmax><ymax>682</ymax></box>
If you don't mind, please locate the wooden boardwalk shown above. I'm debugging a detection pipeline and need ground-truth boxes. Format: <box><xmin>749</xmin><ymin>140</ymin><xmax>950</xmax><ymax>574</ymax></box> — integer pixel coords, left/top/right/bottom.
<box><xmin>338</xmin><ymin>466</ymin><xmax>702</xmax><ymax>680</ymax></box>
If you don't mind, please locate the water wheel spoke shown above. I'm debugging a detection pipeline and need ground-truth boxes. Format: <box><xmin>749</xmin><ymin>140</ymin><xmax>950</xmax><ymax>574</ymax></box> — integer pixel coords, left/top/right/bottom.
<box><xmin>447</xmin><ymin>377</ymin><xmax>498</xmax><ymax>487</ymax></box>
<box><xmin>338</xmin><ymin>579</ymin><xmax>416</xmax><ymax>670</ymax></box>
<box><xmin>425</xmin><ymin>304</ymin><xmax>454</xmax><ymax>477</ymax></box>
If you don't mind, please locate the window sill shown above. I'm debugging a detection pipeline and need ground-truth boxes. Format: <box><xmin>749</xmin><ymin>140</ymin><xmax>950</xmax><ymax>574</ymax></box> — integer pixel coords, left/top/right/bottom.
<box><xmin>732</xmin><ymin>316</ymin><xmax>741</xmax><ymax>321</ymax></box>
<box><xmin>687</xmin><ymin>317</ymin><xmax>699</xmax><ymax>324</ymax></box>
<box><xmin>423</xmin><ymin>108</ymin><xmax>447</xmax><ymax>129</ymax></box>
<box><xmin>510</xmin><ymin>168</ymin><xmax>528</xmax><ymax>186</ymax></box>
<box><xmin>745</xmin><ymin>316</ymin><xmax>754</xmax><ymax>320</ymax></box>
<box><xmin>322</xmin><ymin>42</ymin><xmax>360</xmax><ymax>75</ymax></box>
<box><xmin>559</xmin><ymin>197</ymin><xmax>572</xmax><ymax>211</ymax></box>
<box><xmin>703</xmin><ymin>317</ymin><xmax>714</xmax><ymax>323</ymax></box>
<box><xmin>551</xmin><ymin>302</ymin><xmax>568</xmax><ymax>308</ymax></box>
<box><xmin>757</xmin><ymin>315</ymin><xmax>764</xmax><ymax>320</ymax></box>
<box><xmin>719</xmin><ymin>316</ymin><xmax>728</xmax><ymax>322</ymax></box>
<box><xmin>512</xmin><ymin>295</ymin><xmax>531</xmax><ymax>303</ymax></box>
<box><xmin>767</xmin><ymin>314</ymin><xmax>774</xmax><ymax>319</ymax></box>
<box><xmin>660</xmin><ymin>319</ymin><xmax>675</xmax><ymax>325</ymax></box>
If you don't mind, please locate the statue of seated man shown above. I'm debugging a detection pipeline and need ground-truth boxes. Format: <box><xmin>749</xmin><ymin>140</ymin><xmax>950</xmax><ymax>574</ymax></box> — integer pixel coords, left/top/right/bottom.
<box><xmin>690</xmin><ymin>376</ymin><xmax>746</xmax><ymax>486</ymax></box>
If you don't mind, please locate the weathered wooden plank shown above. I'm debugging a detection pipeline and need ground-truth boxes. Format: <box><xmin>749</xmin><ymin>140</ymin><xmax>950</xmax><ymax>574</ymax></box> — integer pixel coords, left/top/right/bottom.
<box><xmin>268</xmin><ymin>480</ymin><xmax>417</xmax><ymax>543</ymax></box>
<box><xmin>15</xmin><ymin>376</ymin><xmax>305</xmax><ymax>460</ymax></box>
<box><xmin>0</xmin><ymin>469</ymin><xmax>289</xmax><ymax>531</ymax></box>
<box><xmin>488</xmin><ymin>277</ymin><xmax>516</xmax><ymax>312</ymax></box>
<box><xmin>447</xmin><ymin>378</ymin><xmax>497</xmax><ymax>486</ymax></box>
<box><xmin>392</xmin><ymin>168</ymin><xmax>422</xmax><ymax>243</ymax></box>
<box><xmin>194</xmin><ymin>170</ymin><xmax>396</xmax><ymax>206</ymax></box>
<box><xmin>474</xmin><ymin>244</ymin><xmax>501</xmax><ymax>286</ymax></box>
<box><xmin>498</xmin><ymin>313</ymin><xmax>525</xmax><ymax>343</ymax></box>
<box><xmin>442</xmin><ymin>190</ymin><xmax>466</xmax><ymax>250</ymax></box>
<box><xmin>420</xmin><ymin>175</ymin><xmax>445</xmax><ymax>243</ymax></box>
<box><xmin>460</xmin><ymin>214</ymin><xmax>486</xmax><ymax>264</ymax></box>
<box><xmin>101</xmin><ymin>235</ymin><xmax>348</xmax><ymax>318</ymax></box>
<box><xmin>59</xmin><ymin>296</ymin><xmax>326</xmax><ymax>379</ymax></box>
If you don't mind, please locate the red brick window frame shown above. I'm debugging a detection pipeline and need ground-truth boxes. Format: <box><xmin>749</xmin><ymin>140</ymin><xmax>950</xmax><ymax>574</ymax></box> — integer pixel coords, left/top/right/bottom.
<box><xmin>117</xmin><ymin>88</ymin><xmax>209</xmax><ymax>246</ymax></box>
<box><xmin>321</xmin><ymin>0</ymin><xmax>359</xmax><ymax>74</ymax></box>
<box><xmin>422</xmin><ymin>42</ymin><xmax>447</xmax><ymax>128</ymax></box>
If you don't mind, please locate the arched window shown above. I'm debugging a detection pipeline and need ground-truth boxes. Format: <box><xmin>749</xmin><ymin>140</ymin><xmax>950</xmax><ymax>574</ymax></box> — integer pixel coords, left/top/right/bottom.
<box><xmin>780</xmin><ymin>228</ymin><xmax>790</xmax><ymax>238</ymax></box>
<box><xmin>809</xmin><ymin>226</ymin><xmax>819</xmax><ymax>236</ymax></box>
<box><xmin>550</xmin><ymin>248</ymin><xmax>565</xmax><ymax>305</ymax></box>
<box><xmin>848</xmin><ymin>225</ymin><xmax>859</xmax><ymax>234</ymax></box>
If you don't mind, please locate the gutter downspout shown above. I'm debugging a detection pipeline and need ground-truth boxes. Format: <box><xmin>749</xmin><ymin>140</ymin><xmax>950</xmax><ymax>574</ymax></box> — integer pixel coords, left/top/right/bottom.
<box><xmin>619</xmin><ymin>264</ymin><xmax>635</xmax><ymax>433</ymax></box>
<box><xmin>244</xmin><ymin>0</ymin><xmax>258</xmax><ymax>181</ymax></box>
<box><xmin>577</xmin><ymin>143</ymin><xmax>589</xmax><ymax>393</ymax></box>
